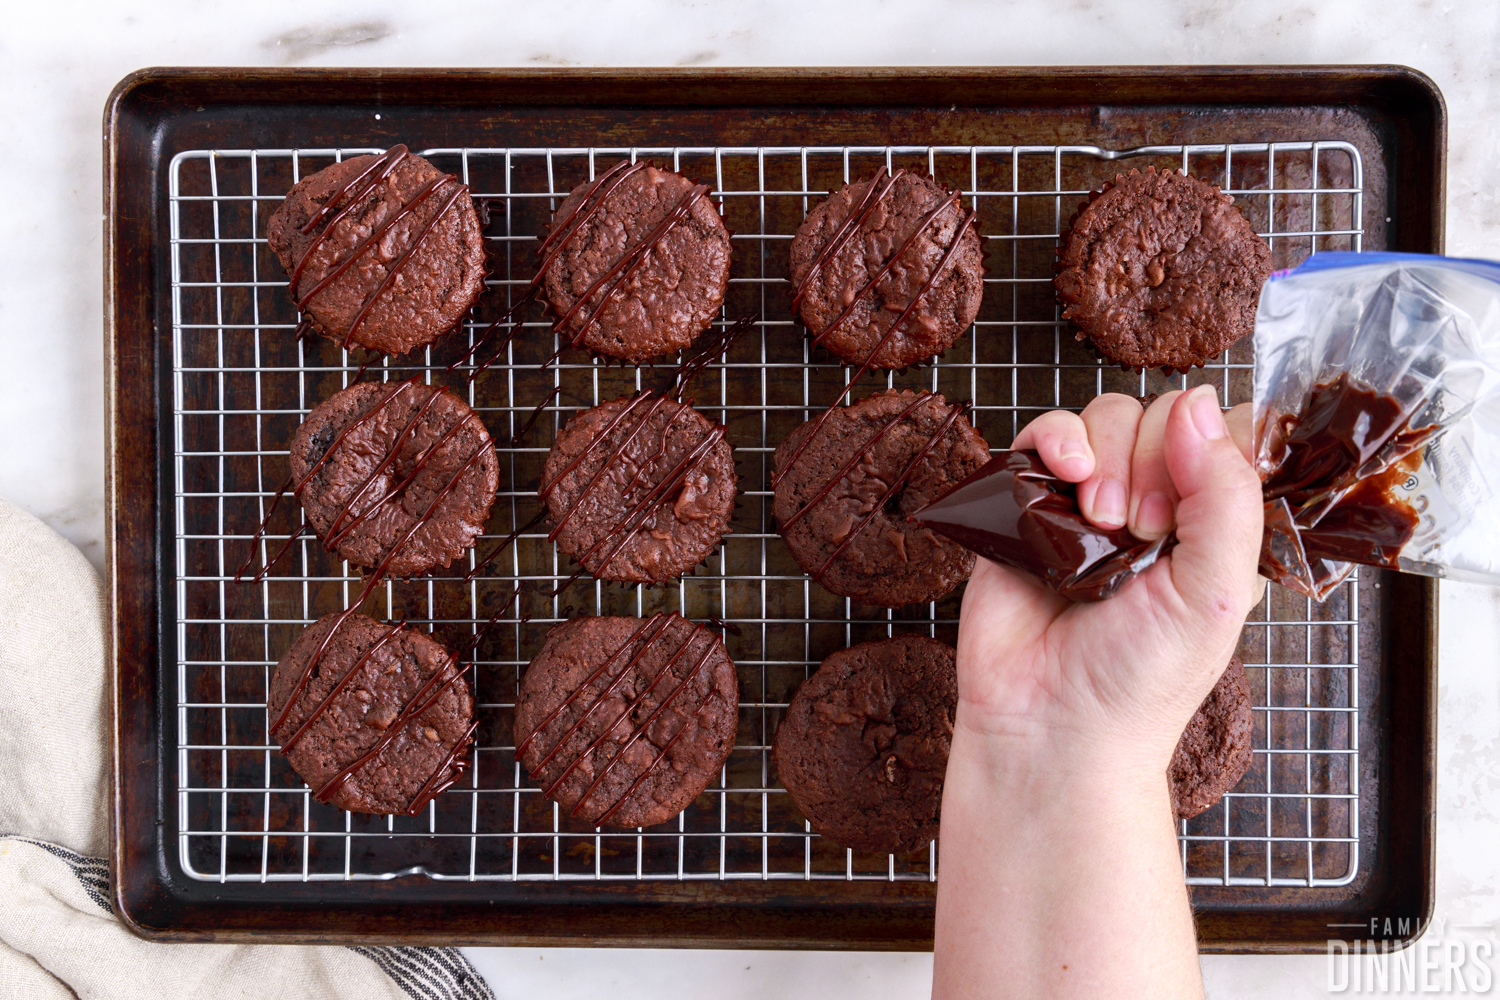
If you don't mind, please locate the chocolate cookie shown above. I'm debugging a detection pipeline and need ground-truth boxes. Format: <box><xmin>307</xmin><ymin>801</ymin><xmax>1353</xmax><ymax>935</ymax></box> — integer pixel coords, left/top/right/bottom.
<box><xmin>1054</xmin><ymin>167</ymin><xmax>1272</xmax><ymax>373</ymax></box>
<box><xmin>268</xmin><ymin>612</ymin><xmax>476</xmax><ymax>815</ymax></box>
<box><xmin>515</xmin><ymin>614</ymin><xmax>739</xmax><ymax>829</ymax></box>
<box><xmin>773</xmin><ymin>390</ymin><xmax>990</xmax><ymax>607</ymax></box>
<box><xmin>541</xmin><ymin>392</ymin><xmax>735</xmax><ymax>584</ymax></box>
<box><xmin>266</xmin><ymin>146</ymin><xmax>486</xmax><ymax>356</ymax></box>
<box><xmin>289</xmin><ymin>380</ymin><xmax>498</xmax><ymax>579</ymax></box>
<box><xmin>1170</xmin><ymin>655</ymin><xmax>1255</xmax><ymax>819</ymax></box>
<box><xmin>773</xmin><ymin>634</ymin><xmax>956</xmax><ymax>855</ymax></box>
<box><xmin>537</xmin><ymin>161</ymin><xmax>732</xmax><ymax>363</ymax></box>
<box><xmin>789</xmin><ymin>169</ymin><xmax>983</xmax><ymax>370</ymax></box>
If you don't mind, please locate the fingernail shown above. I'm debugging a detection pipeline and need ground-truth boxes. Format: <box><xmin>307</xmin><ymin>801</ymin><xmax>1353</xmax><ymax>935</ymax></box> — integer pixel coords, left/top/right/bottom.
<box><xmin>1093</xmin><ymin>478</ymin><xmax>1127</xmax><ymax>528</ymax></box>
<box><xmin>1057</xmin><ymin>439</ymin><xmax>1088</xmax><ymax>461</ymax></box>
<box><xmin>1190</xmin><ymin>387</ymin><xmax>1227</xmax><ymax>440</ymax></box>
<box><xmin>1136</xmin><ymin>492</ymin><xmax>1174</xmax><ymax>537</ymax></box>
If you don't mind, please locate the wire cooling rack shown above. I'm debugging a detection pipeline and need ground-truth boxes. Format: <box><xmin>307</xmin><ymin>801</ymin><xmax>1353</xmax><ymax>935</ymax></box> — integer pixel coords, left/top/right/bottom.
<box><xmin>168</xmin><ymin>140</ymin><xmax>1364</xmax><ymax>887</ymax></box>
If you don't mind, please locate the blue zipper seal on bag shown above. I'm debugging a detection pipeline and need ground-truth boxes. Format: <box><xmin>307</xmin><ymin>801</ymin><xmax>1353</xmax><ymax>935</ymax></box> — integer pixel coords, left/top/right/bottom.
<box><xmin>1269</xmin><ymin>251</ymin><xmax>1500</xmax><ymax>286</ymax></box>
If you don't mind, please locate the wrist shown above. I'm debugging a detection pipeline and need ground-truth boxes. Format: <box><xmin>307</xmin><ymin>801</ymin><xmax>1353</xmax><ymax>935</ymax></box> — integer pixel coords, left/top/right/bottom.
<box><xmin>949</xmin><ymin>700</ymin><xmax>1172</xmax><ymax>804</ymax></box>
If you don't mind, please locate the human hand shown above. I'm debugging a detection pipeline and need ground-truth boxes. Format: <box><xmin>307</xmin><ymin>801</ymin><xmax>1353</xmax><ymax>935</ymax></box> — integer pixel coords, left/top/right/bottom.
<box><xmin>954</xmin><ymin>384</ymin><xmax>1263</xmax><ymax>776</ymax></box>
<box><xmin>934</xmin><ymin>386</ymin><xmax>1262</xmax><ymax>1000</ymax></box>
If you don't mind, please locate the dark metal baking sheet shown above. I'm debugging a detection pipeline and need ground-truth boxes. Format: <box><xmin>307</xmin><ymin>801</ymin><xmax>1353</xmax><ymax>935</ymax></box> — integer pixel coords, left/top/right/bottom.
<box><xmin>106</xmin><ymin>66</ymin><xmax>1443</xmax><ymax>952</ymax></box>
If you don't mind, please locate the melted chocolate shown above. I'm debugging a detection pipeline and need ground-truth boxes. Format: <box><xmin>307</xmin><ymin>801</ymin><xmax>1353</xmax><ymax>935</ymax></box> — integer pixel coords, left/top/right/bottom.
<box><xmin>538</xmin><ymin>392</ymin><xmax>656</xmax><ymax>500</ymax></box>
<box><xmin>290</xmin><ymin>147</ymin><xmax>410</xmax><ymax>290</ymax></box>
<box><xmin>912</xmin><ymin>450</ymin><xmax>1173</xmax><ymax>602</ymax></box>
<box><xmin>313</xmin><ymin>594</ymin><xmax>520</xmax><ymax>811</ymax></box>
<box><xmin>1257</xmin><ymin>373</ymin><xmax>1439</xmax><ymax>591</ymax></box>
<box><xmin>274</xmin><ymin>622</ymin><xmax>410</xmax><ymax>749</ymax></box>
<box><xmin>321</xmin><ymin>387</ymin><xmax>451</xmax><ymax>546</ymax></box>
<box><xmin>541</xmin><ymin>621</ymin><xmax>709</xmax><ymax>800</ymax></box>
<box><xmin>530</xmin><ymin>388</ymin><xmax>727</xmax><ymax>588</ymax></box>
<box><xmin>405</xmin><ymin>717</ymin><xmax>479</xmax><ymax>815</ymax></box>
<box><xmin>669</xmin><ymin>314</ymin><xmax>758</xmax><ymax>400</ymax></box>
<box><xmin>234</xmin><ymin>478</ymin><xmax>296</xmax><ymax>583</ymax></box>
<box><xmin>295</xmin><ymin>173</ymin><xmax>449</xmax><ymax>310</ymax></box>
<box><xmin>462</xmin><ymin>509</ymin><xmax>549</xmax><ymax>584</ymax></box>
<box><xmin>511</xmin><ymin>386</ymin><xmax>565</xmax><ymax>446</ymax></box>
<box><xmin>445</xmin><ymin>285</ymin><xmax>542</xmax><ymax>384</ymax></box>
<box><xmin>571</xmin><ymin>423</ymin><xmax>728</xmax><ymax>578</ymax></box>
<box><xmin>705</xmin><ymin>616</ymin><xmax>742</xmax><ymax>636</ymax></box>
<box><xmin>268</xmin><ymin>429</ymin><xmax>493</xmax><ymax>735</ymax></box>
<box><xmin>535</xmin><ymin>161</ymin><xmax>645</xmax><ymax>273</ymax></box>
<box><xmin>237</xmin><ymin>377</ymin><xmax>421</xmax><ymax>583</ymax></box>
<box><xmin>518</xmin><ymin>612</ymin><xmax>718</xmax><ymax>827</ymax></box>
<box><xmin>543</xmin><ymin>393</ymin><xmax>673</xmax><ymax>539</ymax></box>
<box><xmin>314</xmin><ymin>648</ymin><xmax>467</xmax><ymax>803</ymax></box>
<box><xmin>450</xmin><ymin>163</ymin><xmax>655</xmax><ymax>382</ymax></box>
<box><xmin>781</xmin><ymin>391</ymin><xmax>937</xmax><ymax>531</ymax></box>
<box><xmin>326</xmin><ymin>411</ymin><xmax>479</xmax><ymax>551</ymax></box>
<box><xmin>339</xmin><ymin>180</ymin><xmax>470</xmax><ymax>349</ymax></box>
<box><xmin>914</xmin><ymin>377</ymin><xmax>1440</xmax><ymax>603</ymax></box>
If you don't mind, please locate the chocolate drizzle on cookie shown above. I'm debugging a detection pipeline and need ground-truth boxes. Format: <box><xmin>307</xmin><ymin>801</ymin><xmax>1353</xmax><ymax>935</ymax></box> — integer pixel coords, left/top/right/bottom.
<box><xmin>286</xmin><ymin>145</ymin><xmax>474</xmax><ymax>351</ymax></box>
<box><xmin>537</xmin><ymin>390</ymin><xmax>731</xmax><ymax>585</ymax></box>
<box><xmin>780</xmin><ymin>390</ymin><xmax>939</xmax><ymax>531</ymax></box>
<box><xmin>312</xmin><ymin>641</ymin><xmax>472</xmax><ymax>809</ymax></box>
<box><xmin>789</xmin><ymin>166</ymin><xmax>905</xmax><ymax>314</ymax></box>
<box><xmin>517</xmin><ymin>613</ymin><xmax>727</xmax><ymax>827</ymax></box>
<box><xmin>534</xmin><ymin>160</ymin><xmax>648</xmax><ymax>276</ymax></box>
<box><xmin>535</xmin><ymin>161</ymin><xmax>731</xmax><ymax>365</ymax></box>
<box><xmin>236</xmin><ymin>379</ymin><xmax>497</xmax><ymax>585</ymax></box>
<box><xmin>668</xmin><ymin>314</ymin><xmax>758</xmax><ymax>400</ymax></box>
<box><xmin>249</xmin><ymin>383</ymin><xmax>501</xmax><ymax>737</ymax></box>
<box><xmin>273</xmin><ymin>605</ymin><xmax>531</xmax><ymax>815</ymax></box>
<box><xmin>808</xmin><ymin>190</ymin><xmax>965</xmax><ymax>353</ymax></box>
<box><xmin>274</xmin><ymin>621</ymin><xmax>412</xmax><ymax>753</ymax></box>
<box><xmin>515</xmin><ymin>614</ymin><xmax>670</xmax><ymax>761</ymax></box>
<box><xmin>551</xmin><ymin>181</ymin><xmax>712</xmax><ymax>348</ymax></box>
<box><xmin>775</xmin><ymin>389</ymin><xmax>974</xmax><ymax>585</ymax></box>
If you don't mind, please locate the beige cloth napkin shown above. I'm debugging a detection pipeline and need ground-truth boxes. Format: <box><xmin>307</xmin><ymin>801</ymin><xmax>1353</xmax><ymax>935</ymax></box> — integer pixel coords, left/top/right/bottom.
<box><xmin>0</xmin><ymin>498</ymin><xmax>495</xmax><ymax>1000</ymax></box>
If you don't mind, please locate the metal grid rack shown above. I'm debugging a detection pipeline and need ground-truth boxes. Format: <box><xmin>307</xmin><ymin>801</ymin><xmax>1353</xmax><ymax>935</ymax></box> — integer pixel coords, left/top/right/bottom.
<box><xmin>167</xmin><ymin>140</ymin><xmax>1364</xmax><ymax>887</ymax></box>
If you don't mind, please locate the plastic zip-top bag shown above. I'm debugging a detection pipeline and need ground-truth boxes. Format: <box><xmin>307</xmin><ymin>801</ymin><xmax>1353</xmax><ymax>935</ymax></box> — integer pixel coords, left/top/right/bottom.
<box><xmin>1254</xmin><ymin>252</ymin><xmax>1500</xmax><ymax>599</ymax></box>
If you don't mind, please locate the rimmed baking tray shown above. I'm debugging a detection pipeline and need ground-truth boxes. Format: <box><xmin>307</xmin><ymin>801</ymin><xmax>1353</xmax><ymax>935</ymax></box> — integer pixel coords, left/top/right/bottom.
<box><xmin>106</xmin><ymin>67</ymin><xmax>1443</xmax><ymax>952</ymax></box>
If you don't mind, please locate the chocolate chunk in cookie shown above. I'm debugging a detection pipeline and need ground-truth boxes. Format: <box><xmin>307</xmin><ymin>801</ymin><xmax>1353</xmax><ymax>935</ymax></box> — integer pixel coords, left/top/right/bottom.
<box><xmin>268</xmin><ymin>612</ymin><xmax>476</xmax><ymax>815</ymax></box>
<box><xmin>541</xmin><ymin>392</ymin><xmax>736</xmax><ymax>584</ymax></box>
<box><xmin>790</xmin><ymin>169</ymin><xmax>983</xmax><ymax>370</ymax></box>
<box><xmin>537</xmin><ymin>161</ymin><xmax>732</xmax><ymax>364</ymax></box>
<box><xmin>266</xmin><ymin>146</ymin><xmax>487</xmax><ymax>356</ymax></box>
<box><xmin>289</xmin><ymin>380</ymin><xmax>498</xmax><ymax>579</ymax></box>
<box><xmin>1170</xmin><ymin>655</ymin><xmax>1255</xmax><ymax>819</ymax></box>
<box><xmin>773</xmin><ymin>389</ymin><xmax>989</xmax><ymax>607</ymax></box>
<box><xmin>515</xmin><ymin>614</ymin><xmax>739</xmax><ymax>829</ymax></box>
<box><xmin>773</xmin><ymin>634</ymin><xmax>957</xmax><ymax>855</ymax></box>
<box><xmin>1054</xmin><ymin>167</ymin><xmax>1272</xmax><ymax>373</ymax></box>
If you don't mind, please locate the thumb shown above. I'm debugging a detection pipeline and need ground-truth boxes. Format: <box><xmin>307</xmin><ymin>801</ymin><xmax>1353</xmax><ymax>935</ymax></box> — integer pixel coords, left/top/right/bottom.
<box><xmin>1162</xmin><ymin>386</ymin><xmax>1264</xmax><ymax>625</ymax></box>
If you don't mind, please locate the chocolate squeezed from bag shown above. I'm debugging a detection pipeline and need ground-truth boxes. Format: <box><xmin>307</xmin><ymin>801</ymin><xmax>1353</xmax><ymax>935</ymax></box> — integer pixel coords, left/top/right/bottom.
<box><xmin>912</xmin><ymin>374</ymin><xmax>1439</xmax><ymax>603</ymax></box>
<box><xmin>911</xmin><ymin>450</ymin><xmax>1172</xmax><ymax>602</ymax></box>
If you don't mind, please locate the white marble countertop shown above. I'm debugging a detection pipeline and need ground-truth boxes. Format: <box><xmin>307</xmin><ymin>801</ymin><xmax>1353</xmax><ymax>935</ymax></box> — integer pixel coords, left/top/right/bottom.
<box><xmin>3</xmin><ymin>2</ymin><xmax>1497</xmax><ymax>996</ymax></box>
